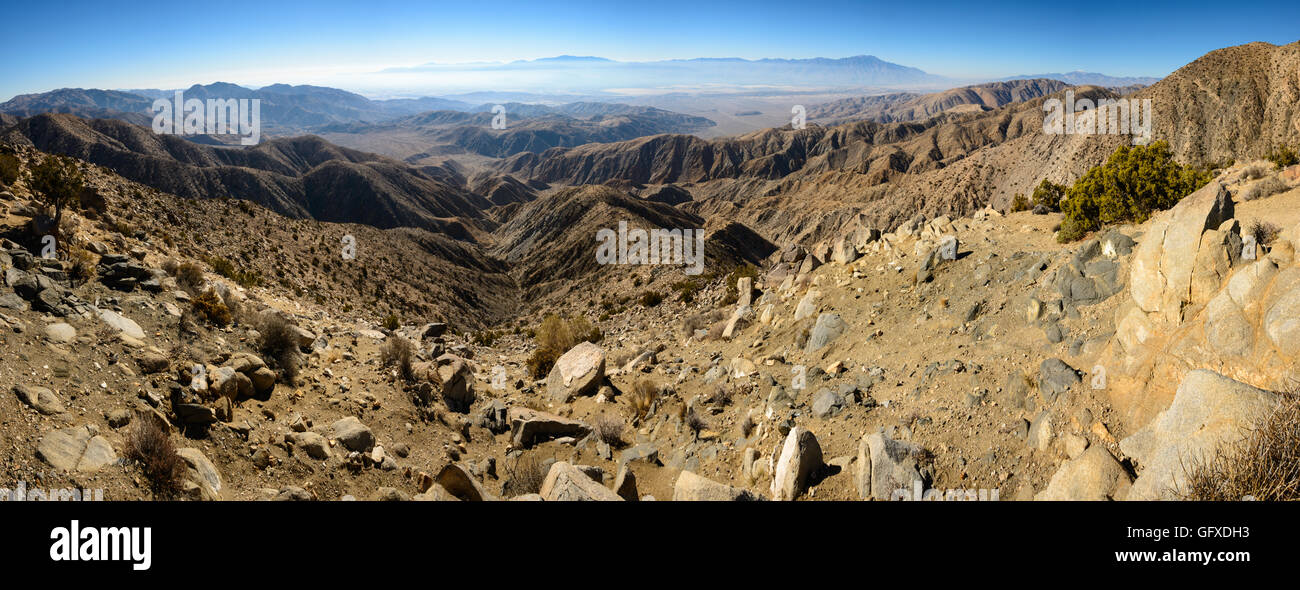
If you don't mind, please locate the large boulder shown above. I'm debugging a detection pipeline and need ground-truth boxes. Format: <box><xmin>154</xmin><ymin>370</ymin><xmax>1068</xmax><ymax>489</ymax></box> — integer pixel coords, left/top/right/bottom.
<box><xmin>1263</xmin><ymin>273</ymin><xmax>1300</xmax><ymax>358</ymax></box>
<box><xmin>436</xmin><ymin>464</ymin><xmax>498</xmax><ymax>501</ymax></box>
<box><xmin>1120</xmin><ymin>370</ymin><xmax>1281</xmax><ymax>500</ymax></box>
<box><xmin>831</xmin><ymin>235</ymin><xmax>858</xmax><ymax>264</ymax></box>
<box><xmin>673</xmin><ymin>470</ymin><xmax>761</xmax><ymax>501</ymax></box>
<box><xmin>856</xmin><ymin>432</ymin><xmax>925</xmax><ymax>500</ymax></box>
<box><xmin>540</xmin><ymin>461</ymin><xmax>622</xmax><ymax>501</ymax></box>
<box><xmin>96</xmin><ymin>309</ymin><xmax>146</xmax><ymax>340</ymax></box>
<box><xmin>1036</xmin><ymin>447</ymin><xmax>1132</xmax><ymax>501</ymax></box>
<box><xmin>771</xmin><ymin>427</ymin><xmax>823</xmax><ymax>500</ymax></box>
<box><xmin>434</xmin><ymin>353</ymin><xmax>475</xmax><ymax>412</ymax></box>
<box><xmin>546</xmin><ymin>342</ymin><xmax>605</xmax><ymax>403</ymax></box>
<box><xmin>509</xmin><ymin>408</ymin><xmax>592</xmax><ymax>448</ymax></box>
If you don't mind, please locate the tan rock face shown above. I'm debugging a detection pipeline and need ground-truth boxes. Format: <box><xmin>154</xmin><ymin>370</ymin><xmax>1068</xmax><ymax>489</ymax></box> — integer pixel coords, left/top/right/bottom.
<box><xmin>1129</xmin><ymin>182</ymin><xmax>1234</xmax><ymax>323</ymax></box>
<box><xmin>1036</xmin><ymin>447</ymin><xmax>1132</xmax><ymax>501</ymax></box>
<box><xmin>1120</xmin><ymin>370</ymin><xmax>1280</xmax><ymax>500</ymax></box>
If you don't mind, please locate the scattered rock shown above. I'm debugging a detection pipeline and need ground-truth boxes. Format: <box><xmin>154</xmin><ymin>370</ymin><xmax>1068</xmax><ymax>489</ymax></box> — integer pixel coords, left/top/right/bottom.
<box><xmin>331</xmin><ymin>417</ymin><xmax>375</xmax><ymax>452</ymax></box>
<box><xmin>540</xmin><ymin>461</ymin><xmax>622</xmax><ymax>501</ymax></box>
<box><xmin>771</xmin><ymin>427</ymin><xmax>823</xmax><ymax>500</ymax></box>
<box><xmin>673</xmin><ymin>470</ymin><xmax>761</xmax><ymax>501</ymax></box>
<box><xmin>546</xmin><ymin>342</ymin><xmax>605</xmax><ymax>403</ymax></box>
<box><xmin>14</xmin><ymin>384</ymin><xmax>66</xmax><ymax>415</ymax></box>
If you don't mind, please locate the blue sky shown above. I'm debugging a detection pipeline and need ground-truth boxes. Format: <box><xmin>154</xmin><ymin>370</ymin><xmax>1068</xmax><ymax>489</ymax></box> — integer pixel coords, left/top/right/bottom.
<box><xmin>3</xmin><ymin>0</ymin><xmax>1297</xmax><ymax>100</ymax></box>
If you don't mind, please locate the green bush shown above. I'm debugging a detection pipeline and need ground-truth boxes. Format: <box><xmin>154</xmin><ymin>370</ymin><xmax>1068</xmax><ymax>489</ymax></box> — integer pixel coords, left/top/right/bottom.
<box><xmin>30</xmin><ymin>154</ymin><xmax>84</xmax><ymax>232</ymax></box>
<box><xmin>1058</xmin><ymin>141</ymin><xmax>1213</xmax><ymax>242</ymax></box>
<box><xmin>203</xmin><ymin>255</ymin><xmax>261</xmax><ymax>288</ymax></box>
<box><xmin>1030</xmin><ymin>179</ymin><xmax>1066</xmax><ymax>212</ymax></box>
<box><xmin>0</xmin><ymin>152</ymin><xmax>19</xmax><ymax>187</ymax></box>
<box><xmin>1265</xmin><ymin>145</ymin><xmax>1299</xmax><ymax>170</ymax></box>
<box><xmin>670</xmin><ymin>279</ymin><xmax>702</xmax><ymax>303</ymax></box>
<box><xmin>638</xmin><ymin>291</ymin><xmax>664</xmax><ymax>307</ymax></box>
<box><xmin>1009</xmin><ymin>193</ymin><xmax>1030</xmax><ymax>213</ymax></box>
<box><xmin>191</xmin><ymin>289</ymin><xmax>232</xmax><ymax>326</ymax></box>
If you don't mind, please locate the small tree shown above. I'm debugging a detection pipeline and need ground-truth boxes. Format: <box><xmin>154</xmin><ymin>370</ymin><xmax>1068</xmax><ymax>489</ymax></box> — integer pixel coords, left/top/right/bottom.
<box><xmin>30</xmin><ymin>155</ymin><xmax>84</xmax><ymax>237</ymax></box>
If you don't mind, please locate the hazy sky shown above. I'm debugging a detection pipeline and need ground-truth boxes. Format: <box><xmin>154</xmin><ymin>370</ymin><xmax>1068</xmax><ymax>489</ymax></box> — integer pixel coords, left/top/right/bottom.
<box><xmin>3</xmin><ymin>0</ymin><xmax>1297</xmax><ymax>100</ymax></box>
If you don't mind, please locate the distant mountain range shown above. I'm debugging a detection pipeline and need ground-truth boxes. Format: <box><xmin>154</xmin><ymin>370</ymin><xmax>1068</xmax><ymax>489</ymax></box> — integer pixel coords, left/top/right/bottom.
<box><xmin>381</xmin><ymin>54</ymin><xmax>946</xmax><ymax>91</ymax></box>
<box><xmin>0</xmin><ymin>83</ymin><xmax>475</xmax><ymax>134</ymax></box>
<box><xmin>999</xmin><ymin>71</ymin><xmax>1161</xmax><ymax>87</ymax></box>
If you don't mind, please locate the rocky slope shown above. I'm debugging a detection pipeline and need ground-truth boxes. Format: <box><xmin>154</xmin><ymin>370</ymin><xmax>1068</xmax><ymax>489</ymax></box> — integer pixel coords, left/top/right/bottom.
<box><xmin>3</xmin><ymin>134</ymin><xmax>1296</xmax><ymax>500</ymax></box>
<box><xmin>807</xmin><ymin>78</ymin><xmax>1069</xmax><ymax>125</ymax></box>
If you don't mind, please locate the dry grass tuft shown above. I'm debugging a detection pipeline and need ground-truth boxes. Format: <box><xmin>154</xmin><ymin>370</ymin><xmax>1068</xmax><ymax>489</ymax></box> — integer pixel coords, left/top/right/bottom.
<box><xmin>594</xmin><ymin>413</ymin><xmax>625</xmax><ymax>447</ymax></box>
<box><xmin>1179</xmin><ymin>394</ymin><xmax>1300</xmax><ymax>501</ymax></box>
<box><xmin>1248</xmin><ymin>219</ymin><xmax>1282</xmax><ymax>248</ymax></box>
<box><xmin>257</xmin><ymin>314</ymin><xmax>301</xmax><ymax>384</ymax></box>
<box><xmin>381</xmin><ymin>336</ymin><xmax>416</xmax><ymax>383</ymax></box>
<box><xmin>124</xmin><ymin>419</ymin><xmax>185</xmax><ymax>499</ymax></box>
<box><xmin>502</xmin><ymin>453</ymin><xmax>549</xmax><ymax>497</ymax></box>
<box><xmin>629</xmin><ymin>378</ymin><xmax>661</xmax><ymax>424</ymax></box>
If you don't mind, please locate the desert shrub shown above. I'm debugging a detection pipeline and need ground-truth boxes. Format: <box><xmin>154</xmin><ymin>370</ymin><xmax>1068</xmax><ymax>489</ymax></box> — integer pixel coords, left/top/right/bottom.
<box><xmin>203</xmin><ymin>255</ymin><xmax>261</xmax><ymax>288</ymax></box>
<box><xmin>382</xmin><ymin>313</ymin><xmax>400</xmax><ymax>331</ymax></box>
<box><xmin>502</xmin><ymin>453</ymin><xmax>549</xmax><ymax>497</ymax></box>
<box><xmin>1030</xmin><ymin>179</ymin><xmax>1066</xmax><ymax>212</ymax></box>
<box><xmin>1058</xmin><ymin>141</ymin><xmax>1213</xmax><ymax>242</ymax></box>
<box><xmin>257</xmin><ymin>314</ymin><xmax>301</xmax><ymax>384</ymax></box>
<box><xmin>670</xmin><ymin>278</ymin><xmax>702</xmax><ymax>303</ymax></box>
<box><xmin>629</xmin><ymin>378</ymin><xmax>661</xmax><ymax>423</ymax></box>
<box><xmin>739</xmin><ymin>413</ymin><xmax>756</xmax><ymax>437</ymax></box>
<box><xmin>684</xmin><ymin>406</ymin><xmax>707</xmax><ymax>435</ymax></box>
<box><xmin>1240</xmin><ymin>176</ymin><xmax>1289</xmax><ymax>202</ymax></box>
<box><xmin>1009</xmin><ymin>193</ymin><xmax>1030</xmax><ymax>213</ymax></box>
<box><xmin>68</xmin><ymin>247</ymin><xmax>96</xmax><ymax>286</ymax></box>
<box><xmin>526</xmin><ymin>314</ymin><xmax>603</xmax><ymax>378</ymax></box>
<box><xmin>682</xmin><ymin>309</ymin><xmax>727</xmax><ymax>337</ymax></box>
<box><xmin>1241</xmin><ymin>164</ymin><xmax>1268</xmax><ymax>180</ymax></box>
<box><xmin>594</xmin><ymin>413</ymin><xmax>625</xmax><ymax>447</ymax></box>
<box><xmin>1179</xmin><ymin>394</ymin><xmax>1300</xmax><ymax>501</ymax></box>
<box><xmin>471</xmin><ymin>330</ymin><xmax>498</xmax><ymax>347</ymax></box>
<box><xmin>191</xmin><ymin>289</ymin><xmax>232</xmax><ymax>326</ymax></box>
<box><xmin>1265</xmin><ymin>145</ymin><xmax>1299</xmax><ymax>170</ymax></box>
<box><xmin>1249</xmin><ymin>220</ymin><xmax>1282</xmax><ymax>248</ymax></box>
<box><xmin>174</xmin><ymin>262</ymin><xmax>206</xmax><ymax>294</ymax></box>
<box><xmin>638</xmin><ymin>290</ymin><xmax>664</xmax><ymax>307</ymax></box>
<box><xmin>124</xmin><ymin>419</ymin><xmax>185</xmax><ymax>498</ymax></box>
<box><xmin>0</xmin><ymin>152</ymin><xmax>19</xmax><ymax>186</ymax></box>
<box><xmin>525</xmin><ymin>347</ymin><xmax>561</xmax><ymax>379</ymax></box>
<box><xmin>721</xmin><ymin>264</ymin><xmax>760</xmax><ymax>305</ymax></box>
<box><xmin>29</xmin><ymin>154</ymin><xmax>84</xmax><ymax>235</ymax></box>
<box><xmin>381</xmin><ymin>336</ymin><xmax>415</xmax><ymax>383</ymax></box>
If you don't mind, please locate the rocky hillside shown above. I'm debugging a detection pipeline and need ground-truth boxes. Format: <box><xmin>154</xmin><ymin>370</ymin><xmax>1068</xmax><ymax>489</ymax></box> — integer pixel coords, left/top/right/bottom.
<box><xmin>807</xmin><ymin>78</ymin><xmax>1069</xmax><ymax>125</ymax></box>
<box><xmin>1</xmin><ymin>114</ymin><xmax>495</xmax><ymax>234</ymax></box>
<box><xmin>318</xmin><ymin>103</ymin><xmax>716</xmax><ymax>160</ymax></box>
<box><xmin>2</xmin><ymin>130</ymin><xmax>1296</xmax><ymax>500</ymax></box>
